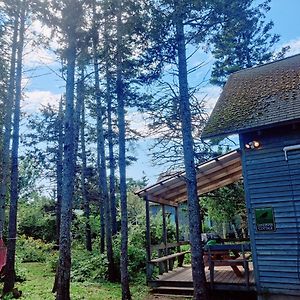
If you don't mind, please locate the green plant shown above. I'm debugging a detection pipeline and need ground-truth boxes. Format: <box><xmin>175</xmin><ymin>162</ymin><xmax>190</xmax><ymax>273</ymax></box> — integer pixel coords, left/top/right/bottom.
<box><xmin>18</xmin><ymin>197</ymin><xmax>56</xmax><ymax>243</ymax></box>
<box><xmin>150</xmin><ymin>213</ymin><xmax>176</xmax><ymax>245</ymax></box>
<box><xmin>113</xmin><ymin>223</ymin><xmax>147</xmax><ymax>281</ymax></box>
<box><xmin>71</xmin><ymin>249</ymin><xmax>108</xmax><ymax>283</ymax></box>
<box><xmin>71</xmin><ymin>214</ymin><xmax>100</xmax><ymax>247</ymax></box>
<box><xmin>15</xmin><ymin>259</ymin><xmax>27</xmax><ymax>282</ymax></box>
<box><xmin>17</xmin><ymin>235</ymin><xmax>55</xmax><ymax>263</ymax></box>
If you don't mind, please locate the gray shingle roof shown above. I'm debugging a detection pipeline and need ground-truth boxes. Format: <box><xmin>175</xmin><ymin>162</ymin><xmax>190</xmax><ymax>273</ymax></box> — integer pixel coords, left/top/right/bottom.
<box><xmin>202</xmin><ymin>54</ymin><xmax>300</xmax><ymax>139</ymax></box>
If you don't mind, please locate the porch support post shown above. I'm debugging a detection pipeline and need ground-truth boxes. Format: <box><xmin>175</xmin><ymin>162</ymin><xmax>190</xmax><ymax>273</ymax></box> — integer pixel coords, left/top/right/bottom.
<box><xmin>175</xmin><ymin>206</ymin><xmax>180</xmax><ymax>252</ymax></box>
<box><xmin>162</xmin><ymin>204</ymin><xmax>168</xmax><ymax>272</ymax></box>
<box><xmin>162</xmin><ymin>204</ymin><xmax>167</xmax><ymax>252</ymax></box>
<box><xmin>145</xmin><ymin>195</ymin><xmax>152</xmax><ymax>281</ymax></box>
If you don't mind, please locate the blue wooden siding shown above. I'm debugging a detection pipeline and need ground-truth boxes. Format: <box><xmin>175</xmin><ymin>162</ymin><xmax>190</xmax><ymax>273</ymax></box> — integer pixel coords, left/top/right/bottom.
<box><xmin>241</xmin><ymin>125</ymin><xmax>300</xmax><ymax>296</ymax></box>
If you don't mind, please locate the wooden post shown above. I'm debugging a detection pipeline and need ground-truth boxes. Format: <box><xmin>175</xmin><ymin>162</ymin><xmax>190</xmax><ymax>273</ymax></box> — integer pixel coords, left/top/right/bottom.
<box><xmin>208</xmin><ymin>247</ymin><xmax>214</xmax><ymax>289</ymax></box>
<box><xmin>175</xmin><ymin>206</ymin><xmax>180</xmax><ymax>252</ymax></box>
<box><xmin>162</xmin><ymin>204</ymin><xmax>168</xmax><ymax>272</ymax></box>
<box><xmin>145</xmin><ymin>196</ymin><xmax>152</xmax><ymax>281</ymax></box>
<box><xmin>162</xmin><ymin>204</ymin><xmax>167</xmax><ymax>248</ymax></box>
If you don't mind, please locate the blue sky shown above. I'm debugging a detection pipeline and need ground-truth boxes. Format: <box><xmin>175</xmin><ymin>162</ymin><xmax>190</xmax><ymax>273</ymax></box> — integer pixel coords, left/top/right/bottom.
<box><xmin>269</xmin><ymin>0</ymin><xmax>300</xmax><ymax>43</ymax></box>
<box><xmin>22</xmin><ymin>1</ymin><xmax>300</xmax><ymax>185</ymax></box>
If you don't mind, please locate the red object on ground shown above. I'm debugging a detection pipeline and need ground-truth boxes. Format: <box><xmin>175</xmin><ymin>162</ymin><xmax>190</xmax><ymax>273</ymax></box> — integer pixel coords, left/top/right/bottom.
<box><xmin>0</xmin><ymin>238</ymin><xmax>7</xmax><ymax>271</ymax></box>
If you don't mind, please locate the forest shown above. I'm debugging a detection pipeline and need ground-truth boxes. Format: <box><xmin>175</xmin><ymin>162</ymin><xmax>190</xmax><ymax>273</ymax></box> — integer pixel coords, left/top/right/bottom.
<box><xmin>0</xmin><ymin>0</ymin><xmax>288</xmax><ymax>299</ymax></box>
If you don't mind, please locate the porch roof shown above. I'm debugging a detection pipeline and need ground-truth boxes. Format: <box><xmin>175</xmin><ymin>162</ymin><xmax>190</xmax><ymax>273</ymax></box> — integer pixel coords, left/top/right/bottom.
<box><xmin>135</xmin><ymin>150</ymin><xmax>242</xmax><ymax>206</ymax></box>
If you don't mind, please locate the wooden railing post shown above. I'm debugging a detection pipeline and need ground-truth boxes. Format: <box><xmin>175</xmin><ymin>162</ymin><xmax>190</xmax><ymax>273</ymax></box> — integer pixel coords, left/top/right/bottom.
<box><xmin>145</xmin><ymin>196</ymin><xmax>152</xmax><ymax>281</ymax></box>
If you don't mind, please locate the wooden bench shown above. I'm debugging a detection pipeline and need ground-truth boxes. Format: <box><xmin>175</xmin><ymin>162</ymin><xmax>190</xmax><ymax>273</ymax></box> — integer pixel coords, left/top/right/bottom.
<box><xmin>147</xmin><ymin>241</ymin><xmax>190</xmax><ymax>279</ymax></box>
<box><xmin>205</xmin><ymin>243</ymin><xmax>251</xmax><ymax>288</ymax></box>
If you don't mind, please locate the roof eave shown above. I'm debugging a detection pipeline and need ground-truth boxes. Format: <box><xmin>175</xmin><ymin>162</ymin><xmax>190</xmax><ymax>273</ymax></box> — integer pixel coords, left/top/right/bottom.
<box><xmin>202</xmin><ymin>118</ymin><xmax>300</xmax><ymax>140</ymax></box>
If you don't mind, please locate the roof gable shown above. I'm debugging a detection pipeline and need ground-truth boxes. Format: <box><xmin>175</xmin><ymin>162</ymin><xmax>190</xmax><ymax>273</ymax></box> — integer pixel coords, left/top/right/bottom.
<box><xmin>202</xmin><ymin>54</ymin><xmax>300</xmax><ymax>138</ymax></box>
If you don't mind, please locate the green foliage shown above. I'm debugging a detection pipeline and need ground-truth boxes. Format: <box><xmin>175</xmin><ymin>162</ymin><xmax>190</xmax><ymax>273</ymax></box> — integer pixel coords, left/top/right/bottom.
<box><xmin>70</xmin><ymin>225</ymin><xmax>146</xmax><ymax>283</ymax></box>
<box><xmin>71</xmin><ymin>213</ymin><xmax>100</xmax><ymax>245</ymax></box>
<box><xmin>113</xmin><ymin>223</ymin><xmax>146</xmax><ymax>280</ymax></box>
<box><xmin>210</xmin><ymin>0</ymin><xmax>287</xmax><ymax>86</ymax></box>
<box><xmin>8</xmin><ymin>256</ymin><xmax>27</xmax><ymax>283</ymax></box>
<box><xmin>18</xmin><ymin>158</ymin><xmax>43</xmax><ymax>200</ymax></box>
<box><xmin>18</xmin><ymin>196</ymin><xmax>56</xmax><ymax>243</ymax></box>
<box><xmin>71</xmin><ymin>249</ymin><xmax>108</xmax><ymax>283</ymax></box>
<box><xmin>127</xmin><ymin>191</ymin><xmax>145</xmax><ymax>225</ymax></box>
<box><xmin>17</xmin><ymin>235</ymin><xmax>55</xmax><ymax>263</ymax></box>
<box><xmin>150</xmin><ymin>213</ymin><xmax>176</xmax><ymax>245</ymax></box>
<box><xmin>201</xmin><ymin>182</ymin><xmax>247</xmax><ymax>234</ymax></box>
<box><xmin>202</xmin><ymin>222</ymin><xmax>213</xmax><ymax>234</ymax></box>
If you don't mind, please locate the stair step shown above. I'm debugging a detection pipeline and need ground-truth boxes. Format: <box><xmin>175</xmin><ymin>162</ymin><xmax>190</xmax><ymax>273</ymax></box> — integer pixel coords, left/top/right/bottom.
<box><xmin>152</xmin><ymin>293</ymin><xmax>192</xmax><ymax>299</ymax></box>
<box><xmin>152</xmin><ymin>286</ymin><xmax>194</xmax><ymax>296</ymax></box>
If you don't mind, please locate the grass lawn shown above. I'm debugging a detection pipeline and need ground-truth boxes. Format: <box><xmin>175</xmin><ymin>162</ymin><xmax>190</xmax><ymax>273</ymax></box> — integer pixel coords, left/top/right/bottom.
<box><xmin>10</xmin><ymin>262</ymin><xmax>150</xmax><ymax>300</ymax></box>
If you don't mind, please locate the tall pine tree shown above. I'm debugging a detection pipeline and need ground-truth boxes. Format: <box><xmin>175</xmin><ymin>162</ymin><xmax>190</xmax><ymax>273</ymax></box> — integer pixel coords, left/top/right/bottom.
<box><xmin>210</xmin><ymin>0</ymin><xmax>288</xmax><ymax>86</ymax></box>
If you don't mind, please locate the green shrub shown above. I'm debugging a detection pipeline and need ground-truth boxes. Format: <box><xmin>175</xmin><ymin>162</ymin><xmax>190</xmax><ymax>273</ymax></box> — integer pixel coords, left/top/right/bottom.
<box><xmin>71</xmin><ymin>249</ymin><xmax>108</xmax><ymax>282</ymax></box>
<box><xmin>150</xmin><ymin>214</ymin><xmax>176</xmax><ymax>245</ymax></box>
<box><xmin>15</xmin><ymin>256</ymin><xmax>27</xmax><ymax>282</ymax></box>
<box><xmin>48</xmin><ymin>251</ymin><xmax>59</xmax><ymax>272</ymax></box>
<box><xmin>17</xmin><ymin>235</ymin><xmax>55</xmax><ymax>263</ymax></box>
<box><xmin>71</xmin><ymin>214</ymin><xmax>100</xmax><ymax>247</ymax></box>
<box><xmin>113</xmin><ymin>224</ymin><xmax>146</xmax><ymax>281</ymax></box>
<box><xmin>18</xmin><ymin>197</ymin><xmax>56</xmax><ymax>243</ymax></box>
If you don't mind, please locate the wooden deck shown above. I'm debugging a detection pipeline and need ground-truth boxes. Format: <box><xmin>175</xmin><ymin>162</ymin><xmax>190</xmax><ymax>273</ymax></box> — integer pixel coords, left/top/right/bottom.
<box><xmin>149</xmin><ymin>263</ymin><xmax>256</xmax><ymax>296</ymax></box>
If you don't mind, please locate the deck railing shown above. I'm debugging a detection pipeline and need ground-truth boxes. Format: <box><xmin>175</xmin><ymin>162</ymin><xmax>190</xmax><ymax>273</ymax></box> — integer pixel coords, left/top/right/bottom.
<box><xmin>147</xmin><ymin>241</ymin><xmax>190</xmax><ymax>280</ymax></box>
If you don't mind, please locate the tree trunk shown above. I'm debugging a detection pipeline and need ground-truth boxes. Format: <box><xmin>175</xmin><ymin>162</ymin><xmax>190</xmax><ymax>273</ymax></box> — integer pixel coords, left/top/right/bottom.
<box><xmin>74</xmin><ymin>67</ymin><xmax>84</xmax><ymax>160</ymax></box>
<box><xmin>175</xmin><ymin>2</ymin><xmax>207</xmax><ymax>299</ymax></box>
<box><xmin>55</xmin><ymin>97</ymin><xmax>64</xmax><ymax>249</ymax></box>
<box><xmin>55</xmin><ymin>21</ymin><xmax>77</xmax><ymax>300</ymax></box>
<box><xmin>241</xmin><ymin>214</ymin><xmax>248</xmax><ymax>238</ymax></box>
<box><xmin>231</xmin><ymin>222</ymin><xmax>239</xmax><ymax>239</ymax></box>
<box><xmin>107</xmin><ymin>79</ymin><xmax>117</xmax><ymax>236</ymax></box>
<box><xmin>117</xmin><ymin>1</ymin><xmax>131</xmax><ymax>298</ymax></box>
<box><xmin>91</xmin><ymin>3</ymin><xmax>105</xmax><ymax>254</ymax></box>
<box><xmin>79</xmin><ymin>70</ymin><xmax>92</xmax><ymax>252</ymax></box>
<box><xmin>104</xmin><ymin>15</ymin><xmax>117</xmax><ymax>236</ymax></box>
<box><xmin>3</xmin><ymin>1</ymin><xmax>25</xmax><ymax>294</ymax></box>
<box><xmin>92</xmin><ymin>6</ymin><xmax>115</xmax><ymax>281</ymax></box>
<box><xmin>0</xmin><ymin>5</ymin><xmax>19</xmax><ymax>238</ymax></box>
<box><xmin>222</xmin><ymin>222</ymin><xmax>227</xmax><ymax>239</ymax></box>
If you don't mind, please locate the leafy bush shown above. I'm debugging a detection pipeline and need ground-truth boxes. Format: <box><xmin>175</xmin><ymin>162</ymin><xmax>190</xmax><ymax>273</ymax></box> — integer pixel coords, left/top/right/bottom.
<box><xmin>150</xmin><ymin>214</ymin><xmax>176</xmax><ymax>245</ymax></box>
<box><xmin>18</xmin><ymin>197</ymin><xmax>56</xmax><ymax>243</ymax></box>
<box><xmin>113</xmin><ymin>224</ymin><xmax>147</xmax><ymax>281</ymax></box>
<box><xmin>71</xmin><ymin>214</ymin><xmax>100</xmax><ymax>247</ymax></box>
<box><xmin>17</xmin><ymin>235</ymin><xmax>55</xmax><ymax>263</ymax></box>
<box><xmin>71</xmin><ymin>249</ymin><xmax>108</xmax><ymax>282</ymax></box>
<box><xmin>15</xmin><ymin>256</ymin><xmax>27</xmax><ymax>282</ymax></box>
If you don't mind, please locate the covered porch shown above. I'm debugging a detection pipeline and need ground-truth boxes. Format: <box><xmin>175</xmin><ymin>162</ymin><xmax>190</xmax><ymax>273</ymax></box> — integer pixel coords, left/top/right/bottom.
<box><xmin>136</xmin><ymin>150</ymin><xmax>256</xmax><ymax>296</ymax></box>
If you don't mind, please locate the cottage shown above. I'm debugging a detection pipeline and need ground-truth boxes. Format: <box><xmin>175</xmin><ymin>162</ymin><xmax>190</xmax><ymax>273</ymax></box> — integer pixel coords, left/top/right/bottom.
<box><xmin>202</xmin><ymin>54</ymin><xmax>300</xmax><ymax>300</ymax></box>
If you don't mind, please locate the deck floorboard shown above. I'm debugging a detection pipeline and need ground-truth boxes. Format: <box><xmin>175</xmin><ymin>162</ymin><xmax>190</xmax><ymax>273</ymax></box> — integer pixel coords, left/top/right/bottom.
<box><xmin>154</xmin><ymin>263</ymin><xmax>255</xmax><ymax>286</ymax></box>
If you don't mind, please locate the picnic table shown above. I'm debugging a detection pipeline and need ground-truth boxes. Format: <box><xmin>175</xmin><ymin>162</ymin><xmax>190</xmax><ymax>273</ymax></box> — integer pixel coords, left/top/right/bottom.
<box><xmin>204</xmin><ymin>243</ymin><xmax>251</xmax><ymax>287</ymax></box>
